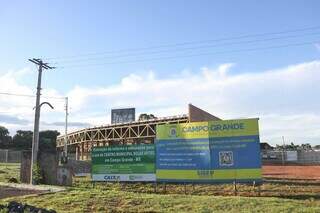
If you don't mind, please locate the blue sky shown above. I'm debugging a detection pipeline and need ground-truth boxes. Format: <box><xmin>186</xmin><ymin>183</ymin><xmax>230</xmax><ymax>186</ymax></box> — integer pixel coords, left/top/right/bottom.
<box><xmin>0</xmin><ymin>0</ymin><xmax>319</xmax><ymax>145</ymax></box>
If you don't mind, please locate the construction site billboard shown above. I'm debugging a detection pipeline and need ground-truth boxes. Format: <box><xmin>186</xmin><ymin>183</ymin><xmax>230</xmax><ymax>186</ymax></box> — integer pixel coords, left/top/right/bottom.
<box><xmin>91</xmin><ymin>144</ymin><xmax>156</xmax><ymax>181</ymax></box>
<box><xmin>155</xmin><ymin>118</ymin><xmax>262</xmax><ymax>183</ymax></box>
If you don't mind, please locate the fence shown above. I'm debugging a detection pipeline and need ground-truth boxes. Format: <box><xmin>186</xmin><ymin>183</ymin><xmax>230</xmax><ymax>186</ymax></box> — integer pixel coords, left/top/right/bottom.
<box><xmin>0</xmin><ymin>149</ymin><xmax>22</xmax><ymax>163</ymax></box>
<box><xmin>261</xmin><ymin>150</ymin><xmax>320</xmax><ymax>165</ymax></box>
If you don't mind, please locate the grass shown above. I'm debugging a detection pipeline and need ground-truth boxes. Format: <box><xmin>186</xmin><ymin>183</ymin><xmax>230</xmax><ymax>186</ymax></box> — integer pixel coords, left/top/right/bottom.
<box><xmin>1</xmin><ymin>182</ymin><xmax>320</xmax><ymax>212</ymax></box>
<box><xmin>1</xmin><ymin>177</ymin><xmax>320</xmax><ymax>212</ymax></box>
<box><xmin>0</xmin><ymin>163</ymin><xmax>20</xmax><ymax>183</ymax></box>
<box><xmin>0</xmin><ymin>164</ymin><xmax>320</xmax><ymax>212</ymax></box>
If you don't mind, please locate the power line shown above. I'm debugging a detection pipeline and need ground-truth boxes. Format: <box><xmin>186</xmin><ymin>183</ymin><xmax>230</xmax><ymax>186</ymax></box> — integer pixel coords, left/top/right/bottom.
<box><xmin>0</xmin><ymin>92</ymin><xmax>34</xmax><ymax>98</ymax></box>
<box><xmin>45</xmin><ymin>25</ymin><xmax>320</xmax><ymax>60</ymax></box>
<box><xmin>51</xmin><ymin>31</ymin><xmax>320</xmax><ymax>64</ymax></box>
<box><xmin>57</xmin><ymin>40</ymin><xmax>319</xmax><ymax>69</ymax></box>
<box><xmin>0</xmin><ymin>92</ymin><xmax>65</xmax><ymax>100</ymax></box>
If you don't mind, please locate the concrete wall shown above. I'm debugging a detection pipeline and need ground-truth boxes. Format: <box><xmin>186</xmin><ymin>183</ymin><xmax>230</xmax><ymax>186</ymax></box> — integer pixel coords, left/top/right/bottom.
<box><xmin>188</xmin><ymin>104</ymin><xmax>221</xmax><ymax>122</ymax></box>
<box><xmin>20</xmin><ymin>151</ymin><xmax>58</xmax><ymax>184</ymax></box>
<box><xmin>65</xmin><ymin>159</ymin><xmax>91</xmax><ymax>175</ymax></box>
<box><xmin>39</xmin><ymin>152</ymin><xmax>58</xmax><ymax>185</ymax></box>
<box><xmin>20</xmin><ymin>151</ymin><xmax>31</xmax><ymax>183</ymax></box>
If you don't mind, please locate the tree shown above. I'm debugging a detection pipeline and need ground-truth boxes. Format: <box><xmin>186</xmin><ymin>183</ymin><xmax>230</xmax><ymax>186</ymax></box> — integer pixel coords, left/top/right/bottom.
<box><xmin>300</xmin><ymin>143</ymin><xmax>312</xmax><ymax>151</ymax></box>
<box><xmin>39</xmin><ymin>130</ymin><xmax>60</xmax><ymax>153</ymax></box>
<box><xmin>12</xmin><ymin>130</ymin><xmax>33</xmax><ymax>150</ymax></box>
<box><xmin>138</xmin><ymin>113</ymin><xmax>157</xmax><ymax>121</ymax></box>
<box><xmin>0</xmin><ymin>126</ymin><xmax>12</xmax><ymax>149</ymax></box>
<box><xmin>275</xmin><ymin>142</ymin><xmax>313</xmax><ymax>151</ymax></box>
<box><xmin>0</xmin><ymin>126</ymin><xmax>9</xmax><ymax>138</ymax></box>
<box><xmin>1</xmin><ymin>128</ymin><xmax>60</xmax><ymax>152</ymax></box>
<box><xmin>11</xmin><ymin>130</ymin><xmax>60</xmax><ymax>152</ymax></box>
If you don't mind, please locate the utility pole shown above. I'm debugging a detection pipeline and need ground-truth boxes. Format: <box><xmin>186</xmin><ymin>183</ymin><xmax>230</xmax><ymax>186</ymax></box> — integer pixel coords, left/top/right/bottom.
<box><xmin>29</xmin><ymin>58</ymin><xmax>55</xmax><ymax>184</ymax></box>
<box><xmin>64</xmin><ymin>97</ymin><xmax>69</xmax><ymax>158</ymax></box>
<box><xmin>282</xmin><ymin>136</ymin><xmax>286</xmax><ymax>165</ymax></box>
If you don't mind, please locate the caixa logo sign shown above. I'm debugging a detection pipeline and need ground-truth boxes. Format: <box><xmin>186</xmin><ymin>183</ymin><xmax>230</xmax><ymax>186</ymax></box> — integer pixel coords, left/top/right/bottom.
<box><xmin>104</xmin><ymin>175</ymin><xmax>120</xmax><ymax>181</ymax></box>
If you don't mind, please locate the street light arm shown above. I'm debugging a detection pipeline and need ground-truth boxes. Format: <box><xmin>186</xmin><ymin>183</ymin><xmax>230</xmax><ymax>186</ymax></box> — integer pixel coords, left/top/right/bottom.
<box><xmin>39</xmin><ymin>102</ymin><xmax>54</xmax><ymax>109</ymax></box>
<box><xmin>33</xmin><ymin>102</ymin><xmax>54</xmax><ymax>110</ymax></box>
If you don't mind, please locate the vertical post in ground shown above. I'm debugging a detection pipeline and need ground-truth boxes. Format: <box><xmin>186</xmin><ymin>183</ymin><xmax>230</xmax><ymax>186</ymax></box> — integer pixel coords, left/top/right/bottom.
<box><xmin>233</xmin><ymin>181</ymin><xmax>237</xmax><ymax>196</ymax></box>
<box><xmin>282</xmin><ymin>136</ymin><xmax>286</xmax><ymax>165</ymax></box>
<box><xmin>184</xmin><ymin>183</ymin><xmax>187</xmax><ymax>194</ymax></box>
<box><xmin>5</xmin><ymin>149</ymin><xmax>8</xmax><ymax>169</ymax></box>
<box><xmin>154</xmin><ymin>182</ymin><xmax>157</xmax><ymax>193</ymax></box>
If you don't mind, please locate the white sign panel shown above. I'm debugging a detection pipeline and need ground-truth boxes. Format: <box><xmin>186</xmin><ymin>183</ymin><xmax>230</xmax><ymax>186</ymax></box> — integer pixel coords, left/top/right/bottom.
<box><xmin>92</xmin><ymin>174</ymin><xmax>156</xmax><ymax>182</ymax></box>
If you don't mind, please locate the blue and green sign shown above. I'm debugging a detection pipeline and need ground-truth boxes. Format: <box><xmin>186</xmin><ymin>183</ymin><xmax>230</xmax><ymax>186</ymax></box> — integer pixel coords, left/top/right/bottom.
<box><xmin>156</xmin><ymin>118</ymin><xmax>262</xmax><ymax>183</ymax></box>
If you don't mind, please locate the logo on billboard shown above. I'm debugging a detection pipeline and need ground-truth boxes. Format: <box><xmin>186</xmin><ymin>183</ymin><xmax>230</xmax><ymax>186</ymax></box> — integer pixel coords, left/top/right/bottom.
<box><xmin>104</xmin><ymin>175</ymin><xmax>120</xmax><ymax>181</ymax></box>
<box><xmin>169</xmin><ymin>127</ymin><xmax>178</xmax><ymax>138</ymax></box>
<box><xmin>219</xmin><ymin>151</ymin><xmax>234</xmax><ymax>166</ymax></box>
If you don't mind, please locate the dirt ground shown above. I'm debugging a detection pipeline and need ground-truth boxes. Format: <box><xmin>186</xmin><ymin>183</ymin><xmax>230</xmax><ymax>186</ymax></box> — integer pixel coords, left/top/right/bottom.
<box><xmin>0</xmin><ymin>186</ymin><xmax>44</xmax><ymax>199</ymax></box>
<box><xmin>263</xmin><ymin>165</ymin><xmax>320</xmax><ymax>180</ymax></box>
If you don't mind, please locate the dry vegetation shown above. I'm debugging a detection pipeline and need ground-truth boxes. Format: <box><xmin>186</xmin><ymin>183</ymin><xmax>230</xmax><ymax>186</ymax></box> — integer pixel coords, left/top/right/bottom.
<box><xmin>1</xmin><ymin>163</ymin><xmax>320</xmax><ymax>212</ymax></box>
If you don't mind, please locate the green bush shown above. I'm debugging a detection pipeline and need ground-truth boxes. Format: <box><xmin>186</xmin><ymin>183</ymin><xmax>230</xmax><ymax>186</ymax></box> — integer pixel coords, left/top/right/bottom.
<box><xmin>32</xmin><ymin>163</ymin><xmax>43</xmax><ymax>184</ymax></box>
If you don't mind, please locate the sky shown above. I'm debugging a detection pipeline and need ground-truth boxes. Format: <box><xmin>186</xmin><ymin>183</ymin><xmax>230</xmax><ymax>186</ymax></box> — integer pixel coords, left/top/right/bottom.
<box><xmin>0</xmin><ymin>0</ymin><xmax>319</xmax><ymax>146</ymax></box>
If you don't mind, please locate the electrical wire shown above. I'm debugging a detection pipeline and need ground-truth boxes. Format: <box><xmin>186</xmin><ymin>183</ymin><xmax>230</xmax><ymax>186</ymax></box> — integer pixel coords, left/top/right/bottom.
<box><xmin>57</xmin><ymin>40</ymin><xmax>319</xmax><ymax>69</ymax></box>
<box><xmin>51</xmin><ymin>31</ymin><xmax>320</xmax><ymax>64</ymax></box>
<box><xmin>0</xmin><ymin>92</ymin><xmax>34</xmax><ymax>98</ymax></box>
<box><xmin>44</xmin><ymin>25</ymin><xmax>320</xmax><ymax>60</ymax></box>
<box><xmin>0</xmin><ymin>92</ymin><xmax>65</xmax><ymax>100</ymax></box>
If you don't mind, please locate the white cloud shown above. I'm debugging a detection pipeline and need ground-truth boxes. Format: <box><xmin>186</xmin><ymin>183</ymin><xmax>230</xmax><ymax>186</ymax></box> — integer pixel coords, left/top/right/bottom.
<box><xmin>0</xmin><ymin>68</ymin><xmax>67</xmax><ymax>134</ymax></box>
<box><xmin>64</xmin><ymin>61</ymin><xmax>320</xmax><ymax>145</ymax></box>
<box><xmin>0</xmin><ymin>61</ymin><xmax>320</xmax><ymax>146</ymax></box>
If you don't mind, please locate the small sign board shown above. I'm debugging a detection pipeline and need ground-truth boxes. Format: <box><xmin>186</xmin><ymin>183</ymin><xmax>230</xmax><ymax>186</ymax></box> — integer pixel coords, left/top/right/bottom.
<box><xmin>111</xmin><ymin>108</ymin><xmax>135</xmax><ymax>124</ymax></box>
<box><xmin>57</xmin><ymin>166</ymin><xmax>73</xmax><ymax>186</ymax></box>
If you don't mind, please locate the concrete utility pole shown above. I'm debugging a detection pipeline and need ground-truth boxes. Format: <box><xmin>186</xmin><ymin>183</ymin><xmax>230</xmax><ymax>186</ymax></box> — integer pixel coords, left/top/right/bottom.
<box><xmin>29</xmin><ymin>58</ymin><xmax>55</xmax><ymax>184</ymax></box>
<box><xmin>64</xmin><ymin>97</ymin><xmax>69</xmax><ymax>157</ymax></box>
<box><xmin>282</xmin><ymin>136</ymin><xmax>286</xmax><ymax>165</ymax></box>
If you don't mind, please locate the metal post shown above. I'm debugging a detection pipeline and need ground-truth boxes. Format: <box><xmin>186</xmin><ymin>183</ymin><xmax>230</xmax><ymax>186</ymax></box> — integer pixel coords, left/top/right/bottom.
<box><xmin>233</xmin><ymin>181</ymin><xmax>237</xmax><ymax>196</ymax></box>
<box><xmin>76</xmin><ymin>145</ymin><xmax>79</xmax><ymax>160</ymax></box>
<box><xmin>184</xmin><ymin>183</ymin><xmax>187</xmax><ymax>194</ymax></box>
<box><xmin>5</xmin><ymin>149</ymin><xmax>8</xmax><ymax>168</ymax></box>
<box><xmin>154</xmin><ymin>182</ymin><xmax>157</xmax><ymax>193</ymax></box>
<box><xmin>252</xmin><ymin>181</ymin><xmax>256</xmax><ymax>195</ymax></box>
<box><xmin>282</xmin><ymin>136</ymin><xmax>286</xmax><ymax>165</ymax></box>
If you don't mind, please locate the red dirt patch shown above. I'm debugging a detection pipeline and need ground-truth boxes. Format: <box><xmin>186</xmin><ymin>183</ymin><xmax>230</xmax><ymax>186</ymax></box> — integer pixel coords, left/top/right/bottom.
<box><xmin>263</xmin><ymin>165</ymin><xmax>320</xmax><ymax>180</ymax></box>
